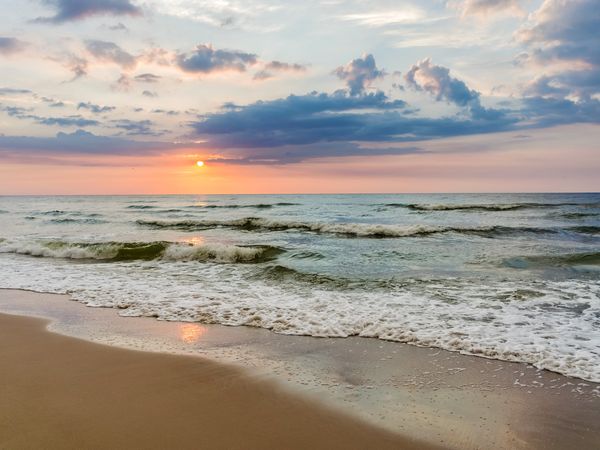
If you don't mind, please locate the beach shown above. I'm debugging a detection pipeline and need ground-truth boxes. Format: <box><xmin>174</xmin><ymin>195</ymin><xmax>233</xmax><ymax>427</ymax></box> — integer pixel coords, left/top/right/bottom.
<box><xmin>0</xmin><ymin>309</ymin><xmax>430</xmax><ymax>450</ymax></box>
<box><xmin>1</xmin><ymin>289</ymin><xmax>599</xmax><ymax>449</ymax></box>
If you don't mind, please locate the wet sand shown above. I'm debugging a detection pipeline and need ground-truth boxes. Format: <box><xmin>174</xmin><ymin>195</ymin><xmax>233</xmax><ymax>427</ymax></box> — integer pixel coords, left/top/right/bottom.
<box><xmin>1</xmin><ymin>289</ymin><xmax>599</xmax><ymax>449</ymax></box>
<box><xmin>0</xmin><ymin>312</ymin><xmax>434</xmax><ymax>450</ymax></box>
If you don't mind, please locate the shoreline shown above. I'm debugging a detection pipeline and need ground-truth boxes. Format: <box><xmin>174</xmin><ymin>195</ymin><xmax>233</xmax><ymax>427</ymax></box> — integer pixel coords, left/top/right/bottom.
<box><xmin>1</xmin><ymin>289</ymin><xmax>600</xmax><ymax>449</ymax></box>
<box><xmin>0</xmin><ymin>311</ymin><xmax>431</xmax><ymax>450</ymax></box>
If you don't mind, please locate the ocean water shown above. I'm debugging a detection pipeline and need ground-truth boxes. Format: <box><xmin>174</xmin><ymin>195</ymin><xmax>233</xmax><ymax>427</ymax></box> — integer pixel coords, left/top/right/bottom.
<box><xmin>0</xmin><ymin>193</ymin><xmax>599</xmax><ymax>381</ymax></box>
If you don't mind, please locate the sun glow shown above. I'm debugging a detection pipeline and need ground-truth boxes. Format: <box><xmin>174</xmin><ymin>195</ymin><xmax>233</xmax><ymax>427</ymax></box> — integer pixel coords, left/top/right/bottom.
<box><xmin>179</xmin><ymin>323</ymin><xmax>206</xmax><ymax>344</ymax></box>
<box><xmin>196</xmin><ymin>161</ymin><xmax>204</xmax><ymax>167</ymax></box>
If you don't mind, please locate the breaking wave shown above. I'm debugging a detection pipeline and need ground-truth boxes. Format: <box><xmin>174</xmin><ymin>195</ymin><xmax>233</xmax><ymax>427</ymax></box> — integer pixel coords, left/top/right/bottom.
<box><xmin>126</xmin><ymin>205</ymin><xmax>157</xmax><ymax>209</ymax></box>
<box><xmin>48</xmin><ymin>217</ymin><xmax>108</xmax><ymax>224</ymax></box>
<box><xmin>0</xmin><ymin>240</ymin><xmax>284</xmax><ymax>263</ymax></box>
<box><xmin>189</xmin><ymin>202</ymin><xmax>300</xmax><ymax>209</ymax></box>
<box><xmin>569</xmin><ymin>226</ymin><xmax>600</xmax><ymax>235</ymax></box>
<box><xmin>504</xmin><ymin>252</ymin><xmax>600</xmax><ymax>269</ymax></box>
<box><xmin>136</xmin><ymin>217</ymin><xmax>558</xmax><ymax>238</ymax></box>
<box><xmin>383</xmin><ymin>202</ymin><xmax>599</xmax><ymax>212</ymax></box>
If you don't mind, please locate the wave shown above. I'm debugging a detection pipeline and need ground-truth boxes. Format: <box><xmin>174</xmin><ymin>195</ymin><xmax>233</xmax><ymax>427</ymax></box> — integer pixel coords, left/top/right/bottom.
<box><xmin>126</xmin><ymin>205</ymin><xmax>156</xmax><ymax>209</ymax></box>
<box><xmin>503</xmin><ymin>252</ymin><xmax>600</xmax><ymax>269</ymax></box>
<box><xmin>558</xmin><ymin>212</ymin><xmax>600</xmax><ymax>220</ymax></box>
<box><xmin>384</xmin><ymin>202</ymin><xmax>598</xmax><ymax>212</ymax></box>
<box><xmin>569</xmin><ymin>226</ymin><xmax>600</xmax><ymax>235</ymax></box>
<box><xmin>189</xmin><ymin>202</ymin><xmax>299</xmax><ymax>210</ymax></box>
<box><xmin>48</xmin><ymin>218</ymin><xmax>108</xmax><ymax>224</ymax></box>
<box><xmin>38</xmin><ymin>210</ymin><xmax>67</xmax><ymax>216</ymax></box>
<box><xmin>136</xmin><ymin>217</ymin><xmax>557</xmax><ymax>238</ymax></box>
<box><xmin>256</xmin><ymin>264</ymin><xmax>405</xmax><ymax>290</ymax></box>
<box><xmin>0</xmin><ymin>240</ymin><xmax>284</xmax><ymax>263</ymax></box>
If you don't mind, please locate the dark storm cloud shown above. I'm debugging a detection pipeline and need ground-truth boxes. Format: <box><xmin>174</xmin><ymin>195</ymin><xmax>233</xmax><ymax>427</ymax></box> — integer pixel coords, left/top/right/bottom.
<box><xmin>333</xmin><ymin>54</ymin><xmax>385</xmax><ymax>96</ymax></box>
<box><xmin>176</xmin><ymin>44</ymin><xmax>258</xmax><ymax>74</ymax></box>
<box><xmin>36</xmin><ymin>0</ymin><xmax>141</xmax><ymax>23</ymax></box>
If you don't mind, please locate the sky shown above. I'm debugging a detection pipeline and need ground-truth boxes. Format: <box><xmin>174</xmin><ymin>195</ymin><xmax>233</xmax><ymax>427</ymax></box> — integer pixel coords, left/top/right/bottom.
<box><xmin>0</xmin><ymin>0</ymin><xmax>598</xmax><ymax>194</ymax></box>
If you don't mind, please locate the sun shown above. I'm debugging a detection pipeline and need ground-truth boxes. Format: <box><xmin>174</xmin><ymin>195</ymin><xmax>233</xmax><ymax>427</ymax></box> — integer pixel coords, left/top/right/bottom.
<box><xmin>196</xmin><ymin>161</ymin><xmax>204</xmax><ymax>167</ymax></box>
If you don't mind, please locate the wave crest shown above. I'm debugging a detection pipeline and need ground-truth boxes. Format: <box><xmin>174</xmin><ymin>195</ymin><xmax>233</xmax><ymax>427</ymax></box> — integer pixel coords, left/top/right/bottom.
<box><xmin>384</xmin><ymin>202</ymin><xmax>597</xmax><ymax>212</ymax></box>
<box><xmin>0</xmin><ymin>240</ymin><xmax>283</xmax><ymax>263</ymax></box>
<box><xmin>136</xmin><ymin>217</ymin><xmax>557</xmax><ymax>238</ymax></box>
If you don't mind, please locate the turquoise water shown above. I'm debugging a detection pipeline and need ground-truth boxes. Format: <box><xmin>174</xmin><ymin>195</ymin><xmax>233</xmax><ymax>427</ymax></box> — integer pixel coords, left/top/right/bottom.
<box><xmin>0</xmin><ymin>193</ymin><xmax>599</xmax><ymax>380</ymax></box>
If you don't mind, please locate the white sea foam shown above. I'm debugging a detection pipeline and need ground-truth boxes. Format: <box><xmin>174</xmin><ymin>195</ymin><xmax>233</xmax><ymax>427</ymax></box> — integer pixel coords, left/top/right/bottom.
<box><xmin>0</xmin><ymin>240</ymin><xmax>280</xmax><ymax>263</ymax></box>
<box><xmin>139</xmin><ymin>217</ymin><xmax>460</xmax><ymax>237</ymax></box>
<box><xmin>1</xmin><ymin>253</ymin><xmax>598</xmax><ymax>382</ymax></box>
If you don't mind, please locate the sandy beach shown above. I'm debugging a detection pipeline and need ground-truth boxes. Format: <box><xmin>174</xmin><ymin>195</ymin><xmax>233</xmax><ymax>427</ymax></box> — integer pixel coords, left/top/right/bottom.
<box><xmin>1</xmin><ymin>289</ymin><xmax>599</xmax><ymax>449</ymax></box>
<box><xmin>0</xmin><ymin>310</ymin><xmax>437</xmax><ymax>450</ymax></box>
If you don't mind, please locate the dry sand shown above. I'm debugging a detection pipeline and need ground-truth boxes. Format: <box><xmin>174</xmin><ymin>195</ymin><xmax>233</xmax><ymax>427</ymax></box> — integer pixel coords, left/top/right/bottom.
<box><xmin>0</xmin><ymin>312</ymin><xmax>436</xmax><ymax>450</ymax></box>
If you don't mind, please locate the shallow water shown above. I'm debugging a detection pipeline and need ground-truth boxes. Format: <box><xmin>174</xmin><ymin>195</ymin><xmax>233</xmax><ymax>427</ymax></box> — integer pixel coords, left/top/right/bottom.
<box><xmin>1</xmin><ymin>193</ymin><xmax>599</xmax><ymax>380</ymax></box>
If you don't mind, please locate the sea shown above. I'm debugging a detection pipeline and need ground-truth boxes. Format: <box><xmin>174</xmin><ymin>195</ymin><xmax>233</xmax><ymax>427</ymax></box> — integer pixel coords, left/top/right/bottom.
<box><xmin>0</xmin><ymin>193</ymin><xmax>599</xmax><ymax>381</ymax></box>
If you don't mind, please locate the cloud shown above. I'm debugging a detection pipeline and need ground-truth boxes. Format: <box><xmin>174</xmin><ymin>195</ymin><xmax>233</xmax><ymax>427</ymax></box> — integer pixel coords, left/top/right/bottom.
<box><xmin>0</xmin><ymin>37</ymin><xmax>27</xmax><ymax>55</ymax></box>
<box><xmin>0</xmin><ymin>105</ymin><xmax>31</xmax><ymax>116</ymax></box>
<box><xmin>112</xmin><ymin>74</ymin><xmax>132</xmax><ymax>91</ymax></box>
<box><xmin>142</xmin><ymin>90</ymin><xmax>157</xmax><ymax>97</ymax></box>
<box><xmin>405</xmin><ymin>58</ymin><xmax>479</xmax><ymax>107</ymax></box>
<box><xmin>134</xmin><ymin>73</ymin><xmax>161</xmax><ymax>83</ymax></box>
<box><xmin>190</xmin><ymin>90</ymin><xmax>515</xmax><ymax>152</ymax></box>
<box><xmin>86</xmin><ymin>40</ymin><xmax>137</xmax><ymax>69</ymax></box>
<box><xmin>63</xmin><ymin>54</ymin><xmax>89</xmax><ymax>80</ymax></box>
<box><xmin>0</xmin><ymin>130</ymin><xmax>178</xmax><ymax>156</ymax></box>
<box><xmin>209</xmin><ymin>143</ymin><xmax>423</xmax><ymax>165</ymax></box>
<box><xmin>33</xmin><ymin>116</ymin><xmax>100</xmax><ymax>127</ymax></box>
<box><xmin>451</xmin><ymin>0</ymin><xmax>523</xmax><ymax>17</ymax></box>
<box><xmin>338</xmin><ymin>9</ymin><xmax>425</xmax><ymax>27</ymax></box>
<box><xmin>0</xmin><ymin>88</ymin><xmax>31</xmax><ymax>95</ymax></box>
<box><xmin>253</xmin><ymin>61</ymin><xmax>306</xmax><ymax>81</ymax></box>
<box><xmin>36</xmin><ymin>0</ymin><xmax>142</xmax><ymax>23</ymax></box>
<box><xmin>404</xmin><ymin>58</ymin><xmax>503</xmax><ymax>120</ymax></box>
<box><xmin>176</xmin><ymin>44</ymin><xmax>257</xmax><ymax>74</ymax></box>
<box><xmin>39</xmin><ymin>96</ymin><xmax>66</xmax><ymax>107</ymax></box>
<box><xmin>333</xmin><ymin>54</ymin><xmax>385</xmax><ymax>96</ymax></box>
<box><xmin>520</xmin><ymin>96</ymin><xmax>600</xmax><ymax>128</ymax></box>
<box><xmin>516</xmin><ymin>0</ymin><xmax>600</xmax><ymax>101</ymax></box>
<box><xmin>264</xmin><ymin>61</ymin><xmax>306</xmax><ymax>72</ymax></box>
<box><xmin>151</xmin><ymin>109</ymin><xmax>178</xmax><ymax>116</ymax></box>
<box><xmin>0</xmin><ymin>104</ymin><xmax>99</xmax><ymax>127</ymax></box>
<box><xmin>111</xmin><ymin>119</ymin><xmax>157</xmax><ymax>135</ymax></box>
<box><xmin>77</xmin><ymin>102</ymin><xmax>116</xmax><ymax>113</ymax></box>
<box><xmin>253</xmin><ymin>70</ymin><xmax>273</xmax><ymax>81</ymax></box>
<box><xmin>108</xmin><ymin>22</ymin><xmax>128</xmax><ymax>31</ymax></box>
<box><xmin>254</xmin><ymin>60</ymin><xmax>307</xmax><ymax>80</ymax></box>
